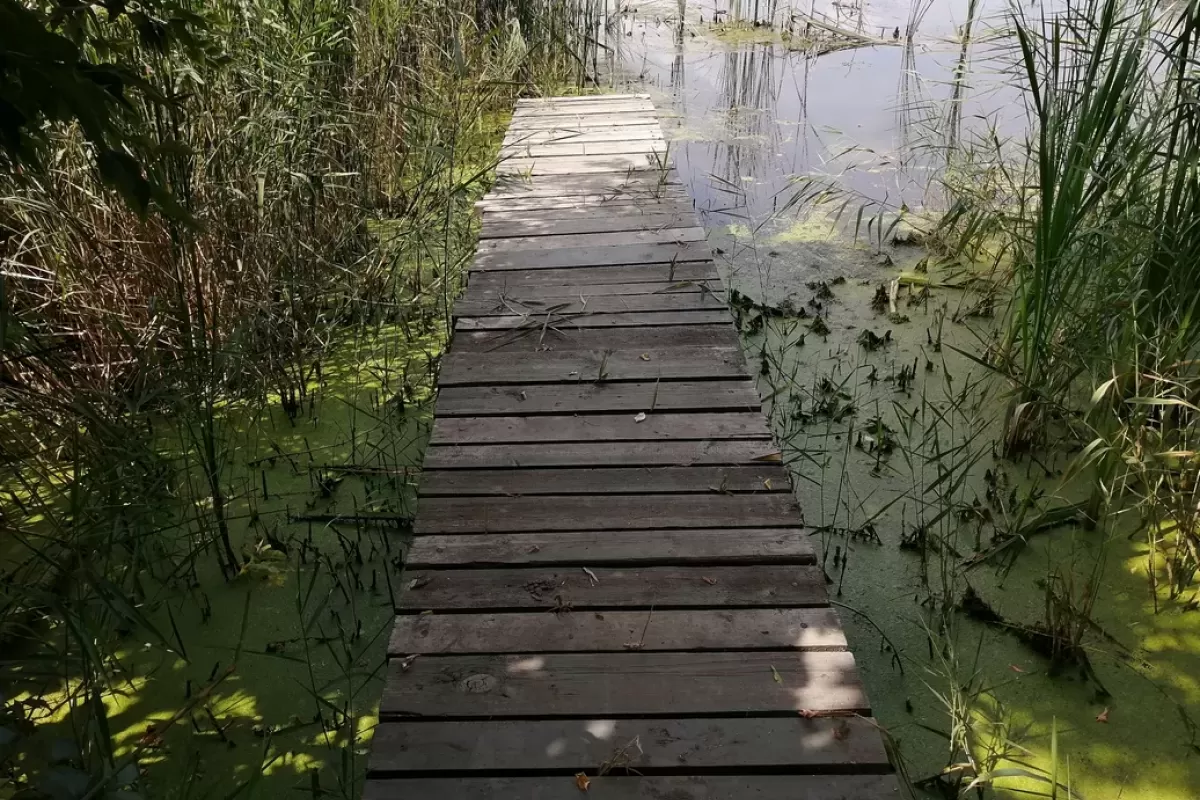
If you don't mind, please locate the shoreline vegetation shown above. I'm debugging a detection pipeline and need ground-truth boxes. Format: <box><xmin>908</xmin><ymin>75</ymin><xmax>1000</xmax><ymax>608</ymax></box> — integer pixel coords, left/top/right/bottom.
<box><xmin>1</xmin><ymin>0</ymin><xmax>594</xmax><ymax>796</ymax></box>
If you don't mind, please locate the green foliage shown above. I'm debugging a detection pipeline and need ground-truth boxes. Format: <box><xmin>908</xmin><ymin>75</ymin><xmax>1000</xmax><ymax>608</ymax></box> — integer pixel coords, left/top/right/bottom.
<box><xmin>1</xmin><ymin>0</ymin><xmax>212</xmax><ymax>216</ymax></box>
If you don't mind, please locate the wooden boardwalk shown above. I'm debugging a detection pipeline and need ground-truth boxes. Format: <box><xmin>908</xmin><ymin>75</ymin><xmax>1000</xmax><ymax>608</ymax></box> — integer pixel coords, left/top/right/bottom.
<box><xmin>365</xmin><ymin>95</ymin><xmax>900</xmax><ymax>799</ymax></box>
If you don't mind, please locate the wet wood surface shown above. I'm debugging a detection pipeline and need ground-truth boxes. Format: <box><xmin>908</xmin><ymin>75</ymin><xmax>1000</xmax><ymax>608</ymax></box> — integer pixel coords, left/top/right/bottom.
<box><xmin>367</xmin><ymin>94</ymin><xmax>899</xmax><ymax>798</ymax></box>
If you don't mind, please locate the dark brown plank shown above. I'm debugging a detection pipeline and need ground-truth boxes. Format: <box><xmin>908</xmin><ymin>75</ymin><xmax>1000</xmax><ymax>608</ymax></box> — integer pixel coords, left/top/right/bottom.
<box><xmin>477</xmin><ymin>228</ymin><xmax>704</xmax><ymax>253</ymax></box>
<box><xmin>473</xmin><ymin>242</ymin><xmax>711</xmax><ymax>271</ymax></box>
<box><xmin>418</xmin><ymin>466</ymin><xmax>786</xmax><ymax>495</ymax></box>
<box><xmin>449</xmin><ymin>326</ymin><xmax>735</xmax><ymax>354</ymax></box>
<box><xmin>396</xmin><ymin>565</ymin><xmax>825</xmax><ymax>610</ymax></box>
<box><xmin>364</xmin><ymin>776</ymin><xmax>903</xmax><ymax>800</ymax></box>
<box><xmin>369</xmin><ymin>715</ymin><xmax>885</xmax><ymax>773</ymax></box>
<box><xmin>414</xmin><ymin>494</ymin><xmax>799</xmax><ymax>533</ymax></box>
<box><xmin>434</xmin><ymin>380</ymin><xmax>759</xmax><ymax>415</ymax></box>
<box><xmin>456</xmin><ymin>310</ymin><xmax>731</xmax><ymax>330</ymax></box>
<box><xmin>389</xmin><ymin>607</ymin><xmax>840</xmax><ymax>653</ymax></box>
<box><xmin>463</xmin><ymin>280</ymin><xmax>712</xmax><ymax>302</ymax></box>
<box><xmin>439</xmin><ymin>347</ymin><xmax>746</xmax><ymax>385</ymax></box>
<box><xmin>429</xmin><ymin>413</ymin><xmax>770</xmax><ymax>445</ymax></box>
<box><xmin>379</xmin><ymin>650</ymin><xmax>867</xmax><ymax>717</ymax></box>
<box><xmin>454</xmin><ymin>292</ymin><xmax>723</xmax><ymax>318</ymax></box>
<box><xmin>423</xmin><ymin>441</ymin><xmax>785</xmax><ymax>469</ymax></box>
<box><xmin>479</xmin><ymin>213</ymin><xmax>695</xmax><ymax>239</ymax></box>
<box><xmin>466</xmin><ymin>263</ymin><xmax>718</xmax><ymax>288</ymax></box>
<box><xmin>405</xmin><ymin>529</ymin><xmax>808</xmax><ymax>568</ymax></box>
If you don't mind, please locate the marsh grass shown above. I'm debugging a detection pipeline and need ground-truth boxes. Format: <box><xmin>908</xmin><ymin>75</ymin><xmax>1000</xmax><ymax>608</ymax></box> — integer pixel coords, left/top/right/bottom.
<box><xmin>0</xmin><ymin>0</ymin><xmax>596</xmax><ymax>795</ymax></box>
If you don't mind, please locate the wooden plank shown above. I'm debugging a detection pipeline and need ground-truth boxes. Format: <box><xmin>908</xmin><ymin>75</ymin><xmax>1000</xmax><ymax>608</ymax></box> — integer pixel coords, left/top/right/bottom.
<box><xmin>390</xmin><ymin>607</ymin><xmax>839</xmax><ymax>653</ymax></box>
<box><xmin>454</xmin><ymin>293</ymin><xmax>723</xmax><ymax>318</ymax></box>
<box><xmin>502</xmin><ymin>128</ymin><xmax>666</xmax><ymax>147</ymax></box>
<box><xmin>397</xmin><ymin>565</ymin><xmax>826</xmax><ymax>611</ymax></box>
<box><xmin>477</xmin><ymin>228</ymin><xmax>705</xmax><ymax>253</ymax></box>
<box><xmin>365</xmin><ymin>776</ymin><xmax>901</xmax><ymax>799</ymax></box>
<box><xmin>439</xmin><ymin>347</ymin><xmax>746</xmax><ymax>385</ymax></box>
<box><xmin>514</xmin><ymin>93</ymin><xmax>650</xmax><ymax>104</ymax></box>
<box><xmin>369</xmin><ymin>714</ymin><xmax>885</xmax><ymax>774</ymax></box>
<box><xmin>404</xmin><ymin>529</ymin><xmax>809</xmax><ymax>568</ymax></box>
<box><xmin>511</xmin><ymin>101</ymin><xmax>656</xmax><ymax>115</ymax></box>
<box><xmin>479</xmin><ymin>213</ymin><xmax>695</xmax><ymax>239</ymax></box>
<box><xmin>485</xmin><ymin>173</ymin><xmax>681</xmax><ymax>197</ymax></box>
<box><xmin>429</xmin><ymin>413</ymin><xmax>770</xmax><ymax>445</ymax></box>
<box><xmin>456</xmin><ymin>311</ymin><xmax>732</xmax><ymax>330</ymax></box>
<box><xmin>417</xmin><ymin>466</ymin><xmax>786</xmax><ymax>496</ymax></box>
<box><xmin>498</xmin><ymin>156</ymin><xmax>667</xmax><ymax>176</ymax></box>
<box><xmin>379</xmin><ymin>650</ymin><xmax>866</xmax><ymax>717</ymax></box>
<box><xmin>500</xmin><ymin>140</ymin><xmax>668</xmax><ymax>158</ymax></box>
<box><xmin>466</xmin><ymin>263</ymin><xmax>719</xmax><ymax>288</ymax></box>
<box><xmin>480</xmin><ymin>200</ymin><xmax>693</xmax><ymax>222</ymax></box>
<box><xmin>423</xmin><ymin>441</ymin><xmax>784</xmax><ymax>469</ymax></box>
<box><xmin>506</xmin><ymin>114</ymin><xmax>664</xmax><ymax>129</ymax></box>
<box><xmin>473</xmin><ymin>242</ymin><xmax>711</xmax><ymax>271</ymax></box>
<box><xmin>463</xmin><ymin>280</ymin><xmax>711</xmax><ymax>302</ymax></box>
<box><xmin>366</xmin><ymin>776</ymin><xmax>902</xmax><ymax>799</ymax></box>
<box><xmin>449</xmin><ymin>325</ymin><xmax>735</xmax><ymax>354</ymax></box>
<box><xmin>434</xmin><ymin>380</ymin><xmax>759</xmax><ymax>415</ymax></box>
<box><xmin>413</xmin><ymin>494</ymin><xmax>799</xmax><ymax>533</ymax></box>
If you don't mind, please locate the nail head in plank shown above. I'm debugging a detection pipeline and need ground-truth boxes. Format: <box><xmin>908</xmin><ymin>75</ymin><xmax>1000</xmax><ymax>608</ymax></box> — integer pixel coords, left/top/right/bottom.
<box><xmin>417</xmin><ymin>466</ymin><xmax>787</xmax><ymax>496</ymax></box>
<box><xmin>390</xmin><ymin>607</ymin><xmax>839</xmax><ymax>654</ymax></box>
<box><xmin>368</xmin><ymin>714</ymin><xmax>885</xmax><ymax>774</ymax></box>
<box><xmin>379</xmin><ymin>650</ymin><xmax>866</xmax><ymax>717</ymax></box>
<box><xmin>405</xmin><ymin>528</ymin><xmax>808</xmax><ymax>569</ymax></box>
<box><xmin>413</xmin><ymin>494</ymin><xmax>799</xmax><ymax>534</ymax></box>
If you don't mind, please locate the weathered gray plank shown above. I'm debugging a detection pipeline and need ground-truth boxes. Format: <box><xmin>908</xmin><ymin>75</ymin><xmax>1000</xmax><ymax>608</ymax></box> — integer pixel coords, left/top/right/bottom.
<box><xmin>485</xmin><ymin>172</ymin><xmax>681</xmax><ymax>197</ymax></box>
<box><xmin>449</xmin><ymin>325</ymin><xmax>735</xmax><ymax>354</ymax></box>
<box><xmin>479</xmin><ymin>212</ymin><xmax>694</xmax><ymax>239</ymax></box>
<box><xmin>454</xmin><ymin>292</ymin><xmax>723</xmax><ymax>318</ymax></box>
<box><xmin>439</xmin><ymin>347</ymin><xmax>746</xmax><ymax>385</ymax></box>
<box><xmin>511</xmin><ymin>100</ymin><xmax>655</xmax><ymax>114</ymax></box>
<box><xmin>499</xmin><ymin>140</ymin><xmax>668</xmax><ymax>158</ymax></box>
<box><xmin>502</xmin><ymin>129</ymin><xmax>667</xmax><ymax>148</ymax></box>
<box><xmin>456</xmin><ymin>310</ymin><xmax>730</xmax><ymax>330</ymax></box>
<box><xmin>429</xmin><ymin>413</ymin><xmax>770</xmax><ymax>445</ymax></box>
<box><xmin>466</xmin><ymin>263</ymin><xmax>718</xmax><ymax>288</ymax></box>
<box><xmin>397</xmin><ymin>565</ymin><xmax>826</xmax><ymax>610</ymax></box>
<box><xmin>364</xmin><ymin>776</ymin><xmax>903</xmax><ymax>800</ymax></box>
<box><xmin>423</xmin><ymin>441</ymin><xmax>785</xmax><ymax>469</ymax></box>
<box><xmin>434</xmin><ymin>379</ymin><xmax>759</xmax><ymax>415</ymax></box>
<box><xmin>404</xmin><ymin>529</ymin><xmax>808</xmax><ymax>568</ymax></box>
<box><xmin>413</xmin><ymin>494</ymin><xmax>799</xmax><ymax>533</ymax></box>
<box><xmin>389</xmin><ymin>607</ymin><xmax>840</xmax><ymax>653</ymax></box>
<box><xmin>473</xmin><ymin>242</ymin><xmax>711</xmax><ymax>270</ymax></box>
<box><xmin>417</xmin><ymin>466</ymin><xmax>786</xmax><ymax>496</ymax></box>
<box><xmin>369</xmin><ymin>714</ymin><xmax>885</xmax><ymax>774</ymax></box>
<box><xmin>477</xmin><ymin>227</ymin><xmax>704</xmax><ymax>253</ymax></box>
<box><xmin>481</xmin><ymin>203</ymin><xmax>694</xmax><ymax>226</ymax></box>
<box><xmin>515</xmin><ymin>93</ymin><xmax>650</xmax><ymax>104</ymax></box>
<box><xmin>379</xmin><ymin>650</ymin><xmax>866</xmax><ymax>717</ymax></box>
<box><xmin>476</xmin><ymin>190</ymin><xmax>684</xmax><ymax>213</ymax></box>
<box><xmin>506</xmin><ymin>113</ymin><xmax>663</xmax><ymax>129</ymax></box>
<box><xmin>498</xmin><ymin>156</ymin><xmax>668</xmax><ymax>176</ymax></box>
